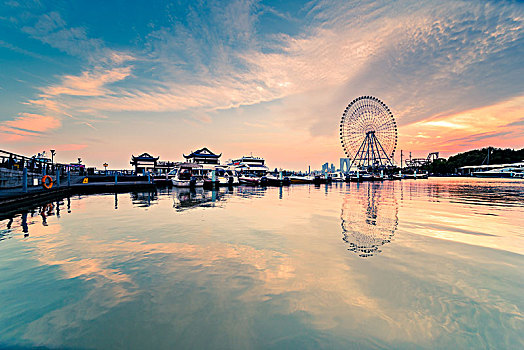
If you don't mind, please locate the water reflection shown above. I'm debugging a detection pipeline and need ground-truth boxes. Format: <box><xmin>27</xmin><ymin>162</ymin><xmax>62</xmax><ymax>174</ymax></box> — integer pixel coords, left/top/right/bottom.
<box><xmin>0</xmin><ymin>199</ymin><xmax>68</xmax><ymax>238</ymax></box>
<box><xmin>0</xmin><ymin>179</ymin><xmax>522</xmax><ymax>349</ymax></box>
<box><xmin>341</xmin><ymin>182</ymin><xmax>399</xmax><ymax>257</ymax></box>
<box><xmin>172</xmin><ymin>187</ymin><xmax>232</xmax><ymax>211</ymax></box>
<box><xmin>131</xmin><ymin>190</ymin><xmax>158</xmax><ymax>207</ymax></box>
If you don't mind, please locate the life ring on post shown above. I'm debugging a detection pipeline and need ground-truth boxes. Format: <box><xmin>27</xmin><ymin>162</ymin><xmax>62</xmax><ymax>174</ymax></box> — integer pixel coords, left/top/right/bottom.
<box><xmin>42</xmin><ymin>175</ymin><xmax>54</xmax><ymax>189</ymax></box>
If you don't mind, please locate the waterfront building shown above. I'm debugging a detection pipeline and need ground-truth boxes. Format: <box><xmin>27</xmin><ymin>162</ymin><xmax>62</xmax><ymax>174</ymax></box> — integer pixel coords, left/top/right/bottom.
<box><xmin>183</xmin><ymin>147</ymin><xmax>221</xmax><ymax>165</ymax></box>
<box><xmin>130</xmin><ymin>153</ymin><xmax>179</xmax><ymax>176</ymax></box>
<box><xmin>130</xmin><ymin>153</ymin><xmax>159</xmax><ymax>174</ymax></box>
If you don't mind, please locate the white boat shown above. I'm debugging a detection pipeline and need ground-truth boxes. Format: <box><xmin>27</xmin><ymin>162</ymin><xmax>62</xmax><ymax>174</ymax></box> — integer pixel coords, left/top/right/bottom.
<box><xmin>473</xmin><ymin>167</ymin><xmax>523</xmax><ymax>178</ymax></box>
<box><xmin>403</xmin><ymin>171</ymin><xmax>428</xmax><ymax>179</ymax></box>
<box><xmin>229</xmin><ymin>156</ymin><xmax>268</xmax><ymax>176</ymax></box>
<box><xmin>215</xmin><ymin>166</ymin><xmax>240</xmax><ymax>186</ymax></box>
<box><xmin>330</xmin><ymin>172</ymin><xmax>346</xmax><ymax>182</ymax></box>
<box><xmin>229</xmin><ymin>155</ymin><xmax>269</xmax><ymax>185</ymax></box>
<box><xmin>169</xmin><ymin>163</ymin><xmax>204</xmax><ymax>187</ymax></box>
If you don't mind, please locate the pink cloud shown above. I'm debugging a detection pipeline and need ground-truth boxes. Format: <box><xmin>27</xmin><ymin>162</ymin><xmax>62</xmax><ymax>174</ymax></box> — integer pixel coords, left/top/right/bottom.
<box><xmin>41</xmin><ymin>66</ymin><xmax>132</xmax><ymax>97</ymax></box>
<box><xmin>0</xmin><ymin>113</ymin><xmax>62</xmax><ymax>142</ymax></box>
<box><xmin>4</xmin><ymin>113</ymin><xmax>61</xmax><ymax>132</ymax></box>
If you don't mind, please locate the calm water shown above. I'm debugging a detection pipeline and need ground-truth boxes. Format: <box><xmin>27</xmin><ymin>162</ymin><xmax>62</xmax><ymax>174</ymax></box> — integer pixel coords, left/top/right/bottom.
<box><xmin>0</xmin><ymin>178</ymin><xmax>523</xmax><ymax>349</ymax></box>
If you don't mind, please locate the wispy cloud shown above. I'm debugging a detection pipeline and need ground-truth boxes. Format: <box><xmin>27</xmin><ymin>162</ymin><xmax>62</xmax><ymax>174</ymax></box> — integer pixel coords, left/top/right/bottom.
<box><xmin>1</xmin><ymin>0</ymin><xmax>523</xmax><ymax>164</ymax></box>
<box><xmin>41</xmin><ymin>66</ymin><xmax>132</xmax><ymax>97</ymax></box>
<box><xmin>22</xmin><ymin>11</ymin><xmax>103</xmax><ymax>58</ymax></box>
<box><xmin>0</xmin><ymin>113</ymin><xmax>61</xmax><ymax>141</ymax></box>
<box><xmin>400</xmin><ymin>96</ymin><xmax>524</xmax><ymax>156</ymax></box>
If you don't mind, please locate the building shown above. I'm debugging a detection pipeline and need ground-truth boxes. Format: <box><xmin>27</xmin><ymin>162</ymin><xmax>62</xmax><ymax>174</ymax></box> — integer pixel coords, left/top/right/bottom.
<box><xmin>130</xmin><ymin>153</ymin><xmax>159</xmax><ymax>174</ymax></box>
<box><xmin>130</xmin><ymin>153</ymin><xmax>179</xmax><ymax>176</ymax></box>
<box><xmin>340</xmin><ymin>158</ymin><xmax>351</xmax><ymax>173</ymax></box>
<box><xmin>183</xmin><ymin>147</ymin><xmax>221</xmax><ymax>165</ymax></box>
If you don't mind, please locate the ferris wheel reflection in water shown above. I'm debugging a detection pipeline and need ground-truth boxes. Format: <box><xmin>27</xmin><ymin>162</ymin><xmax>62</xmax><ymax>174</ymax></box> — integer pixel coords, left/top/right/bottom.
<box><xmin>340</xmin><ymin>182</ymin><xmax>399</xmax><ymax>258</ymax></box>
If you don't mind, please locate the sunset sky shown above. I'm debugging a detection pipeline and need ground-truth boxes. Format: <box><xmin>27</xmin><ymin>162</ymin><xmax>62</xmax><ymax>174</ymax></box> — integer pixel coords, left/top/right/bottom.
<box><xmin>1</xmin><ymin>0</ymin><xmax>523</xmax><ymax>170</ymax></box>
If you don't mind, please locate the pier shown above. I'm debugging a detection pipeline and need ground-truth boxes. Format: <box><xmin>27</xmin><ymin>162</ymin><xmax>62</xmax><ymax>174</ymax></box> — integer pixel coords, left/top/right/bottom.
<box><xmin>0</xmin><ymin>149</ymin><xmax>157</xmax><ymax>214</ymax></box>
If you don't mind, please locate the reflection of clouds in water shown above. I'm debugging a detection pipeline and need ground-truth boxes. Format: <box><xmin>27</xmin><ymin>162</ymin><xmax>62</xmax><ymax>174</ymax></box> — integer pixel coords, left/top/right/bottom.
<box><xmin>341</xmin><ymin>182</ymin><xmax>399</xmax><ymax>257</ymax></box>
<box><xmin>21</xmin><ymin>232</ymin><xmax>295</xmax><ymax>347</ymax></box>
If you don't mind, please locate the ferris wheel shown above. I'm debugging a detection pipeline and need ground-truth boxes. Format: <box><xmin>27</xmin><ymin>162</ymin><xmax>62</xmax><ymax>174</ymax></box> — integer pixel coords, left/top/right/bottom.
<box><xmin>340</xmin><ymin>96</ymin><xmax>397</xmax><ymax>168</ymax></box>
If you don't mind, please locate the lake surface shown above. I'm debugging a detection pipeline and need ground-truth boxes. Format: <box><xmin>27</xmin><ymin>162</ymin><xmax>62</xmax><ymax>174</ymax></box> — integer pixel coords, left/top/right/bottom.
<box><xmin>1</xmin><ymin>178</ymin><xmax>523</xmax><ymax>349</ymax></box>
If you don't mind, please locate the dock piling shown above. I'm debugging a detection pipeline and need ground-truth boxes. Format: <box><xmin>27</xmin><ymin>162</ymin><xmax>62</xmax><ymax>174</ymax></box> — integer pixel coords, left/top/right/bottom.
<box><xmin>56</xmin><ymin>167</ymin><xmax>60</xmax><ymax>186</ymax></box>
<box><xmin>22</xmin><ymin>168</ymin><xmax>28</xmax><ymax>193</ymax></box>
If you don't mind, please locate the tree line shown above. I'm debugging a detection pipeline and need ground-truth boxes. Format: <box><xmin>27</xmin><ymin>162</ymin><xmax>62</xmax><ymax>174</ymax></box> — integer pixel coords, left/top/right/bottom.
<box><xmin>422</xmin><ymin>147</ymin><xmax>524</xmax><ymax>175</ymax></box>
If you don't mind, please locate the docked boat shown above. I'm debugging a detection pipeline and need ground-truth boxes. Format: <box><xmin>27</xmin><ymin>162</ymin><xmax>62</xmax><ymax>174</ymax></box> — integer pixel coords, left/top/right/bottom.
<box><xmin>348</xmin><ymin>171</ymin><xmax>372</xmax><ymax>182</ymax></box>
<box><xmin>289</xmin><ymin>175</ymin><xmax>315</xmax><ymax>184</ymax></box>
<box><xmin>392</xmin><ymin>172</ymin><xmax>403</xmax><ymax>180</ymax></box>
<box><xmin>403</xmin><ymin>171</ymin><xmax>428</xmax><ymax>179</ymax></box>
<box><xmin>265</xmin><ymin>173</ymin><xmax>291</xmax><ymax>186</ymax></box>
<box><xmin>169</xmin><ymin>163</ymin><xmax>204</xmax><ymax>187</ymax></box>
<box><xmin>217</xmin><ymin>167</ymin><xmax>240</xmax><ymax>186</ymax></box>
<box><xmin>313</xmin><ymin>174</ymin><xmax>333</xmax><ymax>185</ymax></box>
<box><xmin>330</xmin><ymin>172</ymin><xmax>346</xmax><ymax>182</ymax></box>
<box><xmin>204</xmin><ymin>167</ymin><xmax>239</xmax><ymax>188</ymax></box>
<box><xmin>229</xmin><ymin>155</ymin><xmax>269</xmax><ymax>185</ymax></box>
<box><xmin>238</xmin><ymin>174</ymin><xmax>269</xmax><ymax>186</ymax></box>
<box><xmin>473</xmin><ymin>167</ymin><xmax>523</xmax><ymax>178</ymax></box>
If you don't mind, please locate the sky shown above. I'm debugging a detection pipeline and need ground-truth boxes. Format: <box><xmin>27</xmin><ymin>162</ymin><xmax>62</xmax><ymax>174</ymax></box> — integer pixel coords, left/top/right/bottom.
<box><xmin>0</xmin><ymin>0</ymin><xmax>523</xmax><ymax>170</ymax></box>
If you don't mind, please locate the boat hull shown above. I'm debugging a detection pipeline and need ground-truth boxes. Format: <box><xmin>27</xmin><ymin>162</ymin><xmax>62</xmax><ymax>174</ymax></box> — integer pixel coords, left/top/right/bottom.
<box><xmin>473</xmin><ymin>173</ymin><xmax>514</xmax><ymax>178</ymax></box>
<box><xmin>289</xmin><ymin>177</ymin><xmax>314</xmax><ymax>184</ymax></box>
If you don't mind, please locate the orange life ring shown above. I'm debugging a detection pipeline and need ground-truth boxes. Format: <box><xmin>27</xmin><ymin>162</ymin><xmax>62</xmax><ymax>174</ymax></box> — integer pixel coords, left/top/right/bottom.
<box><xmin>42</xmin><ymin>175</ymin><xmax>53</xmax><ymax>189</ymax></box>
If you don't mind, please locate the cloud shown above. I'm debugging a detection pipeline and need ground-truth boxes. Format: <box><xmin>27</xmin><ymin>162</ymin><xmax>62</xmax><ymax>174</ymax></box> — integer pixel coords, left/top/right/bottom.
<box><xmin>4</xmin><ymin>0</ymin><xmax>523</xmax><ymax>162</ymax></box>
<box><xmin>34</xmin><ymin>1</ymin><xmax>523</xmax><ymax>121</ymax></box>
<box><xmin>3</xmin><ymin>112</ymin><xmax>61</xmax><ymax>132</ymax></box>
<box><xmin>0</xmin><ymin>113</ymin><xmax>62</xmax><ymax>141</ymax></box>
<box><xmin>399</xmin><ymin>95</ymin><xmax>524</xmax><ymax>156</ymax></box>
<box><xmin>22</xmin><ymin>11</ymin><xmax>103</xmax><ymax>57</ymax></box>
<box><xmin>41</xmin><ymin>66</ymin><xmax>132</xmax><ymax>97</ymax></box>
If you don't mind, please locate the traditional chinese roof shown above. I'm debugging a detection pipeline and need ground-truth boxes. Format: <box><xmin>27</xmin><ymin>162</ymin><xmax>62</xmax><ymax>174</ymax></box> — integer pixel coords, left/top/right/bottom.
<box><xmin>130</xmin><ymin>152</ymin><xmax>159</xmax><ymax>164</ymax></box>
<box><xmin>183</xmin><ymin>147</ymin><xmax>221</xmax><ymax>159</ymax></box>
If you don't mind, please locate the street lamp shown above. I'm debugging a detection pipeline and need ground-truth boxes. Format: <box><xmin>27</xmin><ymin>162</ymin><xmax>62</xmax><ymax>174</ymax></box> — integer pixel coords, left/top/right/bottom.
<box><xmin>103</xmin><ymin>162</ymin><xmax>108</xmax><ymax>174</ymax></box>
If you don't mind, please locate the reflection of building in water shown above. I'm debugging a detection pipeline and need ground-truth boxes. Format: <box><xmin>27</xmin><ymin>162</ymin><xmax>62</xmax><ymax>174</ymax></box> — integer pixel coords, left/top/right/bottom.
<box><xmin>172</xmin><ymin>187</ymin><xmax>230</xmax><ymax>211</ymax></box>
<box><xmin>131</xmin><ymin>191</ymin><xmax>158</xmax><ymax>207</ymax></box>
<box><xmin>341</xmin><ymin>182</ymin><xmax>399</xmax><ymax>257</ymax></box>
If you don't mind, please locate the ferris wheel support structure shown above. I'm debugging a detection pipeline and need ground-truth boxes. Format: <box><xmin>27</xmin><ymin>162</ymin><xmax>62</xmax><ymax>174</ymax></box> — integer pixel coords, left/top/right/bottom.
<box><xmin>350</xmin><ymin>131</ymin><xmax>394</xmax><ymax>168</ymax></box>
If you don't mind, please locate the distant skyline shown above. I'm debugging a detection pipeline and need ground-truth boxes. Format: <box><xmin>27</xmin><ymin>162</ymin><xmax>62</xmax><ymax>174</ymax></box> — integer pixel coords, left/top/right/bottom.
<box><xmin>1</xmin><ymin>0</ymin><xmax>523</xmax><ymax>170</ymax></box>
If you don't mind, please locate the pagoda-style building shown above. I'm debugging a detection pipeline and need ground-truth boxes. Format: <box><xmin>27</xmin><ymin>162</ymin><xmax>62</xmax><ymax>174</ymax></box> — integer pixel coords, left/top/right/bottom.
<box><xmin>130</xmin><ymin>153</ymin><xmax>159</xmax><ymax>174</ymax></box>
<box><xmin>183</xmin><ymin>147</ymin><xmax>221</xmax><ymax>165</ymax></box>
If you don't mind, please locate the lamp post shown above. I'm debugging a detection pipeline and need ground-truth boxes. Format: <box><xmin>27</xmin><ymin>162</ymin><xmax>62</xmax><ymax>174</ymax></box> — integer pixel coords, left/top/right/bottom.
<box><xmin>103</xmin><ymin>163</ymin><xmax>108</xmax><ymax>175</ymax></box>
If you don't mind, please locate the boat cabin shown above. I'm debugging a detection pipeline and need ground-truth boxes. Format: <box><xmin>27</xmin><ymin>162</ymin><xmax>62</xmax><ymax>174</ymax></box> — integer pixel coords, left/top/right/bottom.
<box><xmin>229</xmin><ymin>156</ymin><xmax>268</xmax><ymax>177</ymax></box>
